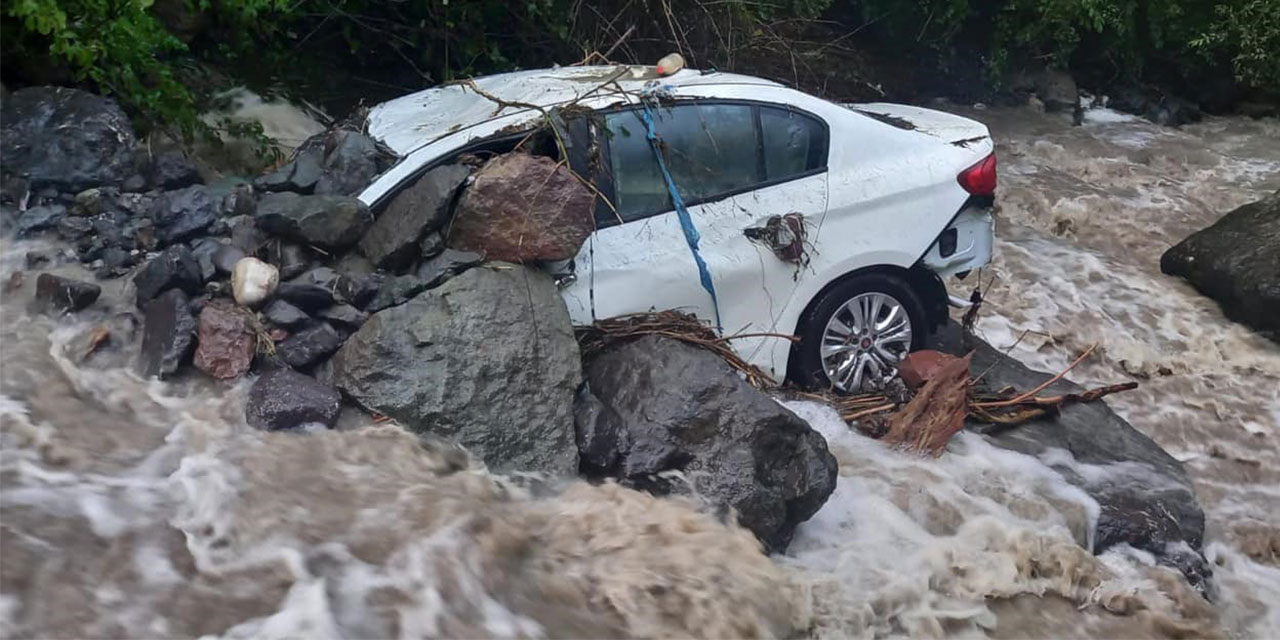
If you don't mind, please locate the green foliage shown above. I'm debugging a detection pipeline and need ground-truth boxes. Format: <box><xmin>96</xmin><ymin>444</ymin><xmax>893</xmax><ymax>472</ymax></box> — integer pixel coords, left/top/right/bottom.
<box><xmin>1191</xmin><ymin>0</ymin><xmax>1280</xmax><ymax>90</ymax></box>
<box><xmin>4</xmin><ymin>0</ymin><xmax>199</xmax><ymax>136</ymax></box>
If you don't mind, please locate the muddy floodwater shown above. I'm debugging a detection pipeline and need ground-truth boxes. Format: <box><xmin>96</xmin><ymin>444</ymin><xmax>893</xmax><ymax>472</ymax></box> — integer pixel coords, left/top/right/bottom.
<box><xmin>2</xmin><ymin>105</ymin><xmax>1278</xmax><ymax>638</ymax></box>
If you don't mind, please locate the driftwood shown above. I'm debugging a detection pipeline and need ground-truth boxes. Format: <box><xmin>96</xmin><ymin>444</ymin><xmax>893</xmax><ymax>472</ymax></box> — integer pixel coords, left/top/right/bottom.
<box><xmin>881</xmin><ymin>353</ymin><xmax>972</xmax><ymax>456</ymax></box>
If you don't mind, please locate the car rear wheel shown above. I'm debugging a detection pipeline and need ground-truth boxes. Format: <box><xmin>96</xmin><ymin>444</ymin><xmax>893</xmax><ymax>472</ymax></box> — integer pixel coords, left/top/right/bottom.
<box><xmin>792</xmin><ymin>272</ymin><xmax>927</xmax><ymax>393</ymax></box>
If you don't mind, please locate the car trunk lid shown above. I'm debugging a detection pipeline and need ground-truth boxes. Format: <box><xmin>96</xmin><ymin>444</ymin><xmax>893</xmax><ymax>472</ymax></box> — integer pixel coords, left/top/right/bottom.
<box><xmin>848</xmin><ymin>103</ymin><xmax>990</xmax><ymax>145</ymax></box>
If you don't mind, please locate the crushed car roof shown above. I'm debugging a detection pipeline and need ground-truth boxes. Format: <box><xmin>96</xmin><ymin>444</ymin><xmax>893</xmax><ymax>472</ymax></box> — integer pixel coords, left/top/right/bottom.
<box><xmin>365</xmin><ymin>66</ymin><xmax>781</xmax><ymax>156</ymax></box>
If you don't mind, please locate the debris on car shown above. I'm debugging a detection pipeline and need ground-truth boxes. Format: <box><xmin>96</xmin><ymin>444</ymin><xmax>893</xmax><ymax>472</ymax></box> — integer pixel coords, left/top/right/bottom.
<box><xmin>744</xmin><ymin>213</ymin><xmax>810</xmax><ymax>269</ymax></box>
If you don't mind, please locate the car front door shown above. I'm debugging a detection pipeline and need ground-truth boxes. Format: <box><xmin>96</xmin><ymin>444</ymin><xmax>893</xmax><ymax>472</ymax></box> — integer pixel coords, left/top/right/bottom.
<box><xmin>560</xmin><ymin>100</ymin><xmax>830</xmax><ymax>379</ymax></box>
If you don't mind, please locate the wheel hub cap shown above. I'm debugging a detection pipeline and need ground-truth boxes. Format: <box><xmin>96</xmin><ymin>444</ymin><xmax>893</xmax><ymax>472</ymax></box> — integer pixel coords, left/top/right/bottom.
<box><xmin>820</xmin><ymin>292</ymin><xmax>913</xmax><ymax>392</ymax></box>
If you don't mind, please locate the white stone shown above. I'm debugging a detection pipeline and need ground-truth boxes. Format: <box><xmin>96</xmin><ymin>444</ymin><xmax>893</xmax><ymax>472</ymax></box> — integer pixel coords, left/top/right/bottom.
<box><xmin>231</xmin><ymin>257</ymin><xmax>279</xmax><ymax>307</ymax></box>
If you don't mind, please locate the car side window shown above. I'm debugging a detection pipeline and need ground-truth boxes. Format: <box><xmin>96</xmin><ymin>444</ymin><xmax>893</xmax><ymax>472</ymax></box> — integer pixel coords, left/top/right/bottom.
<box><xmin>760</xmin><ymin>106</ymin><xmax>826</xmax><ymax>180</ymax></box>
<box><xmin>600</xmin><ymin>102</ymin><xmax>825</xmax><ymax>225</ymax></box>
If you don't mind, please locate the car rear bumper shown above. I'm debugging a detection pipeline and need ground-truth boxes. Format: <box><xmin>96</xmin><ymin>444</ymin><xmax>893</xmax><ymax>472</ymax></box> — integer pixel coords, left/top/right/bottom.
<box><xmin>920</xmin><ymin>200</ymin><xmax>995</xmax><ymax>278</ymax></box>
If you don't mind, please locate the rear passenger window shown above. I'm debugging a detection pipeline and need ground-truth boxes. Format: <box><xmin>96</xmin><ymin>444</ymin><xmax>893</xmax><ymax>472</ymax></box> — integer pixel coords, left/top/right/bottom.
<box><xmin>602</xmin><ymin>102</ymin><xmax>826</xmax><ymax>223</ymax></box>
<box><xmin>760</xmin><ymin>107</ymin><xmax>825</xmax><ymax>180</ymax></box>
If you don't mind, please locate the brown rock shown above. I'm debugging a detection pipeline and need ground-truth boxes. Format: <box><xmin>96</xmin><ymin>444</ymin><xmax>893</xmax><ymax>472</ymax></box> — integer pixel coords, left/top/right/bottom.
<box><xmin>898</xmin><ymin>349</ymin><xmax>960</xmax><ymax>391</ymax></box>
<box><xmin>193</xmin><ymin>303</ymin><xmax>255</xmax><ymax>379</ymax></box>
<box><xmin>447</xmin><ymin>153</ymin><xmax>595</xmax><ymax>262</ymax></box>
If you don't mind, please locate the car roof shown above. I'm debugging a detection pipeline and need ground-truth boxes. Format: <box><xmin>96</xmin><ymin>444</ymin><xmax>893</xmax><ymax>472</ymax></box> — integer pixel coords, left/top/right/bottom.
<box><xmin>366</xmin><ymin>66</ymin><xmax>782</xmax><ymax>156</ymax></box>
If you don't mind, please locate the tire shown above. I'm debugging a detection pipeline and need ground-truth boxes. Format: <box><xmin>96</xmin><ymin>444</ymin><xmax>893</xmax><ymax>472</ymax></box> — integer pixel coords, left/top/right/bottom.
<box><xmin>791</xmin><ymin>271</ymin><xmax>928</xmax><ymax>393</ymax></box>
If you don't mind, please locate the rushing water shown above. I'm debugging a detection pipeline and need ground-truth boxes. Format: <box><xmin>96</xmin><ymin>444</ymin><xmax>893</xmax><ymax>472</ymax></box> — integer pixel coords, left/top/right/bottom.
<box><xmin>2</xmin><ymin>105</ymin><xmax>1278</xmax><ymax>638</ymax></box>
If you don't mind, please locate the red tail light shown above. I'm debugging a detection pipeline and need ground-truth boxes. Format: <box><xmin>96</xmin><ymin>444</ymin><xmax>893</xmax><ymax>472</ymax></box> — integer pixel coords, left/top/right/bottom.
<box><xmin>957</xmin><ymin>153</ymin><xmax>997</xmax><ymax>196</ymax></box>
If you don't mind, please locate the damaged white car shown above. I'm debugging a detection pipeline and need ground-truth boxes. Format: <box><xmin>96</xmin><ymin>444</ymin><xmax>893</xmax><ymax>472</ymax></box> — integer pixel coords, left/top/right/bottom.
<box><xmin>358</xmin><ymin>65</ymin><xmax>996</xmax><ymax>392</ymax></box>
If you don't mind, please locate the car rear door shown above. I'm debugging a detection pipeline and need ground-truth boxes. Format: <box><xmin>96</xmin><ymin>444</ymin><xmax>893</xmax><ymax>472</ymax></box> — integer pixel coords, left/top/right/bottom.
<box><xmin>559</xmin><ymin>100</ymin><xmax>829</xmax><ymax>377</ymax></box>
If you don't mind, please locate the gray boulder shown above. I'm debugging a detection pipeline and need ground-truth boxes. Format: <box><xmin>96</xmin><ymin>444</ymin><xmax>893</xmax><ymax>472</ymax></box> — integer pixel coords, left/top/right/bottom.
<box><xmin>254</xmin><ymin>147</ymin><xmax>323</xmax><ymax>193</ymax></box>
<box><xmin>277</xmin><ymin>322</ymin><xmax>343</xmax><ymax>370</ymax></box>
<box><xmin>0</xmin><ymin>87</ymin><xmax>137</xmax><ymax>191</ymax></box>
<box><xmin>245</xmin><ymin>368</ymin><xmax>341</xmax><ymax>430</ymax></box>
<box><xmin>331</xmin><ymin>264</ymin><xmax>581</xmax><ymax>475</ymax></box>
<box><xmin>14</xmin><ymin>204</ymin><xmax>66</xmax><ymax>237</ymax></box>
<box><xmin>133</xmin><ymin>244</ymin><xmax>203</xmax><ymax>306</ymax></box>
<box><xmin>580</xmin><ymin>335</ymin><xmax>838</xmax><ymax>553</ymax></box>
<box><xmin>33</xmin><ymin>274</ymin><xmax>100</xmax><ymax>314</ymax></box>
<box><xmin>416</xmin><ymin>248</ymin><xmax>483</xmax><ymax>288</ymax></box>
<box><xmin>147</xmin><ymin>151</ymin><xmax>202</xmax><ymax>190</ymax></box>
<box><xmin>138</xmin><ymin>289</ymin><xmax>196</xmax><ymax>378</ymax></box>
<box><xmin>262</xmin><ymin>299</ymin><xmax>311</xmax><ymax>329</ymax></box>
<box><xmin>314</xmin><ymin>130</ymin><xmax>380</xmax><ymax>196</ymax></box>
<box><xmin>256</xmin><ymin>192</ymin><xmax>370</xmax><ymax>250</ymax></box>
<box><xmin>1161</xmin><ymin>191</ymin><xmax>1279</xmax><ymax>340</ymax></box>
<box><xmin>930</xmin><ymin>323</ymin><xmax>1209</xmax><ymax>588</ymax></box>
<box><xmin>150</xmin><ymin>185</ymin><xmax>218</xmax><ymax>245</ymax></box>
<box><xmin>357</xmin><ymin>164</ymin><xmax>469</xmax><ymax>270</ymax></box>
<box><xmin>364</xmin><ymin>274</ymin><xmax>428</xmax><ymax>312</ymax></box>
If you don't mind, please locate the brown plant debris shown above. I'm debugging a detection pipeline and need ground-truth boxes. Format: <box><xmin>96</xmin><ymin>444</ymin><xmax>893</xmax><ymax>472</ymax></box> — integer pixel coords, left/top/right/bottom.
<box><xmin>881</xmin><ymin>352</ymin><xmax>972</xmax><ymax>456</ymax></box>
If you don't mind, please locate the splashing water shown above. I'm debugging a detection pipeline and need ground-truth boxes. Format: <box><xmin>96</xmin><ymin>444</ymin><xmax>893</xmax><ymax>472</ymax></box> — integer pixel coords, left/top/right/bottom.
<box><xmin>3</xmin><ymin>107</ymin><xmax>1279</xmax><ymax>638</ymax></box>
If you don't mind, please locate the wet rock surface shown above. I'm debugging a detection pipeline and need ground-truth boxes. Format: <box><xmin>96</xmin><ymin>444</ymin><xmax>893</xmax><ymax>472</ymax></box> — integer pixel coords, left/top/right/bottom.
<box><xmin>150</xmin><ymin>185</ymin><xmax>218</xmax><ymax>245</ymax></box>
<box><xmin>277</xmin><ymin>322</ymin><xmax>342</xmax><ymax>370</ymax></box>
<box><xmin>245</xmin><ymin>368</ymin><xmax>341</xmax><ymax>430</ymax></box>
<box><xmin>255</xmin><ymin>192</ymin><xmax>370</xmax><ymax>250</ymax></box>
<box><xmin>138</xmin><ymin>289</ymin><xmax>196</xmax><ymax>378</ymax></box>
<box><xmin>262</xmin><ymin>299</ymin><xmax>311</xmax><ymax>329</ymax></box>
<box><xmin>147</xmin><ymin>152</ymin><xmax>202</xmax><ymax>190</ymax></box>
<box><xmin>192</xmin><ymin>303</ymin><xmax>255</xmax><ymax>379</ymax></box>
<box><xmin>930</xmin><ymin>323</ymin><xmax>1209</xmax><ymax>586</ymax></box>
<box><xmin>1</xmin><ymin>87</ymin><xmax>138</xmax><ymax>191</ymax></box>
<box><xmin>332</xmin><ymin>264</ymin><xmax>581</xmax><ymax>475</ymax></box>
<box><xmin>448</xmin><ymin>153</ymin><xmax>595</xmax><ymax>262</ymax></box>
<box><xmin>32</xmin><ymin>274</ymin><xmax>100</xmax><ymax>314</ymax></box>
<box><xmin>580</xmin><ymin>335</ymin><xmax>839</xmax><ymax>553</ymax></box>
<box><xmin>133</xmin><ymin>245</ymin><xmax>203</xmax><ymax>305</ymax></box>
<box><xmin>313</xmin><ymin>130</ymin><xmax>380</xmax><ymax>197</ymax></box>
<box><xmin>1161</xmin><ymin>190</ymin><xmax>1279</xmax><ymax>340</ymax></box>
<box><xmin>14</xmin><ymin>205</ymin><xmax>66</xmax><ymax>237</ymax></box>
<box><xmin>357</xmin><ymin>164</ymin><xmax>469</xmax><ymax>269</ymax></box>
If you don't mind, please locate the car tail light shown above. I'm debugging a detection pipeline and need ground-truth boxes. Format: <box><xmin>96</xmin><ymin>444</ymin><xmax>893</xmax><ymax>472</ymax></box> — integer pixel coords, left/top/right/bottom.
<box><xmin>957</xmin><ymin>153</ymin><xmax>997</xmax><ymax>196</ymax></box>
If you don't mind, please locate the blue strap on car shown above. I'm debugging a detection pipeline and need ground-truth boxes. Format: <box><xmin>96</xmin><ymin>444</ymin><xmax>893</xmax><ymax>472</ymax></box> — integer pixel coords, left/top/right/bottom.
<box><xmin>639</xmin><ymin>93</ymin><xmax>723</xmax><ymax>332</ymax></box>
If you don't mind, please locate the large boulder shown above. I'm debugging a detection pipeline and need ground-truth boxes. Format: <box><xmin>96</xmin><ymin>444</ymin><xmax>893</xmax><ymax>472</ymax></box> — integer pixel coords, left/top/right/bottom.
<box><xmin>245</xmin><ymin>368</ymin><xmax>341</xmax><ymax>430</ymax></box>
<box><xmin>331</xmin><ymin>263</ymin><xmax>581</xmax><ymax>475</ymax></box>
<box><xmin>358</xmin><ymin>164</ymin><xmax>469</xmax><ymax>270</ymax></box>
<box><xmin>580</xmin><ymin>335</ymin><xmax>838</xmax><ymax>553</ymax></box>
<box><xmin>192</xmin><ymin>303</ymin><xmax>255</xmax><ymax>380</ymax></box>
<box><xmin>14</xmin><ymin>204</ymin><xmax>65</xmax><ymax>237</ymax></box>
<box><xmin>138</xmin><ymin>289</ymin><xmax>197</xmax><ymax>378</ymax></box>
<box><xmin>313</xmin><ymin>130</ymin><xmax>380</xmax><ymax>196</ymax></box>
<box><xmin>448</xmin><ymin>153</ymin><xmax>595</xmax><ymax>263</ymax></box>
<box><xmin>930</xmin><ymin>323</ymin><xmax>1209</xmax><ymax>588</ymax></box>
<box><xmin>149</xmin><ymin>185</ymin><xmax>218</xmax><ymax>245</ymax></box>
<box><xmin>133</xmin><ymin>245</ymin><xmax>203</xmax><ymax>306</ymax></box>
<box><xmin>256</xmin><ymin>192</ymin><xmax>371</xmax><ymax>250</ymax></box>
<box><xmin>1161</xmin><ymin>191</ymin><xmax>1279</xmax><ymax>340</ymax></box>
<box><xmin>0</xmin><ymin>87</ymin><xmax>137</xmax><ymax>191</ymax></box>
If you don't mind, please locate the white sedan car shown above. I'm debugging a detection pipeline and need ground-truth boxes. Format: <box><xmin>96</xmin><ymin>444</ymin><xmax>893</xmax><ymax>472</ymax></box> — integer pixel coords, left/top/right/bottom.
<box><xmin>358</xmin><ymin>65</ymin><xmax>996</xmax><ymax>392</ymax></box>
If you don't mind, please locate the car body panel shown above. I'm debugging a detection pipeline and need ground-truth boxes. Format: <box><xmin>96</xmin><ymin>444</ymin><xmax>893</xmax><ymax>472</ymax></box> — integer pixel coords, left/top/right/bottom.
<box><xmin>359</xmin><ymin>66</ymin><xmax>995</xmax><ymax>383</ymax></box>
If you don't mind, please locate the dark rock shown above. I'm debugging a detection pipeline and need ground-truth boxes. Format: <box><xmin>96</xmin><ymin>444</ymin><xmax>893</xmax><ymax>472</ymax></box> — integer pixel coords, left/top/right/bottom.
<box><xmin>147</xmin><ymin>151</ymin><xmax>201</xmax><ymax>190</ymax></box>
<box><xmin>192</xmin><ymin>303</ymin><xmax>255</xmax><ymax>379</ymax></box>
<box><xmin>228</xmin><ymin>216</ymin><xmax>267</xmax><ymax>255</ymax></box>
<box><xmin>930</xmin><ymin>323</ymin><xmax>1209</xmax><ymax>587</ymax></box>
<box><xmin>133</xmin><ymin>244</ymin><xmax>203</xmax><ymax>306</ymax></box>
<box><xmin>314</xmin><ymin>130</ymin><xmax>379</xmax><ymax>196</ymax></box>
<box><xmin>138</xmin><ymin>289</ymin><xmax>196</xmax><ymax>378</ymax></box>
<box><xmin>364</xmin><ymin>275</ymin><xmax>427</xmax><ymax>312</ymax></box>
<box><xmin>277</xmin><ymin>322</ymin><xmax>343</xmax><ymax>370</ymax></box>
<box><xmin>99</xmin><ymin>247</ymin><xmax>132</xmax><ymax>274</ymax></box>
<box><xmin>318</xmin><ymin>304</ymin><xmax>365</xmax><ymax>330</ymax></box>
<box><xmin>256</xmin><ymin>192</ymin><xmax>370</xmax><ymax>250</ymax></box>
<box><xmin>1161</xmin><ymin>191</ymin><xmax>1279</xmax><ymax>339</ymax></box>
<box><xmin>122</xmin><ymin>174</ymin><xmax>147</xmax><ymax>192</ymax></box>
<box><xmin>1109</xmin><ymin>85</ymin><xmax>1202</xmax><ymax>127</ymax></box>
<box><xmin>1034</xmin><ymin>69</ymin><xmax>1077</xmax><ymax>112</ymax></box>
<box><xmin>262</xmin><ymin>299</ymin><xmax>311</xmax><ymax>329</ymax></box>
<box><xmin>419</xmin><ymin>231</ymin><xmax>445</xmax><ymax>260</ymax></box>
<box><xmin>56</xmin><ymin>215</ymin><xmax>93</xmax><ymax>241</ymax></box>
<box><xmin>331</xmin><ymin>264</ymin><xmax>580</xmax><ymax>475</ymax></box>
<box><xmin>71</xmin><ymin>187</ymin><xmax>105</xmax><ymax>216</ymax></box>
<box><xmin>0</xmin><ymin>87</ymin><xmax>137</xmax><ymax>191</ymax></box>
<box><xmin>341</xmin><ymin>271</ymin><xmax>384</xmax><ymax>310</ymax></box>
<box><xmin>269</xmin><ymin>243</ymin><xmax>310</xmax><ymax>280</ymax></box>
<box><xmin>245</xmin><ymin>368</ymin><xmax>341</xmax><ymax>431</ymax></box>
<box><xmin>254</xmin><ymin>147</ymin><xmax>323</xmax><ymax>193</ymax></box>
<box><xmin>357</xmin><ymin>164</ymin><xmax>469</xmax><ymax>269</ymax></box>
<box><xmin>416</xmin><ymin>248</ymin><xmax>483</xmax><ymax>288</ymax></box>
<box><xmin>33</xmin><ymin>274</ymin><xmax>101</xmax><ymax>314</ymax></box>
<box><xmin>274</xmin><ymin>282</ymin><xmax>335</xmax><ymax>312</ymax></box>
<box><xmin>448</xmin><ymin>153</ymin><xmax>595</xmax><ymax>262</ymax></box>
<box><xmin>15</xmin><ymin>204</ymin><xmax>65</xmax><ymax>237</ymax></box>
<box><xmin>190</xmin><ymin>238</ymin><xmax>222</xmax><ymax>281</ymax></box>
<box><xmin>150</xmin><ymin>185</ymin><xmax>218</xmax><ymax>245</ymax></box>
<box><xmin>581</xmin><ymin>335</ymin><xmax>837</xmax><ymax>552</ymax></box>
<box><xmin>573</xmin><ymin>384</ymin><xmax>624</xmax><ymax>472</ymax></box>
<box><xmin>212</xmin><ymin>244</ymin><xmax>246</xmax><ymax>274</ymax></box>
<box><xmin>24</xmin><ymin>250</ymin><xmax>53</xmax><ymax>269</ymax></box>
